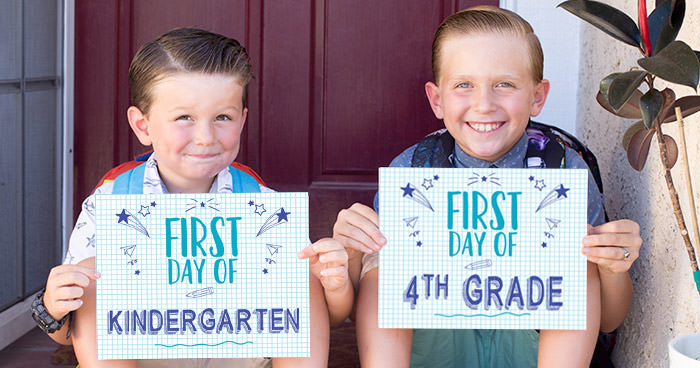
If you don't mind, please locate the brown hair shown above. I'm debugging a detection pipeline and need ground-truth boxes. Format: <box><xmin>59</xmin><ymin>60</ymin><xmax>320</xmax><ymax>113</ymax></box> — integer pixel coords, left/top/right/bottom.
<box><xmin>129</xmin><ymin>28</ymin><xmax>254</xmax><ymax>114</ymax></box>
<box><xmin>431</xmin><ymin>6</ymin><xmax>543</xmax><ymax>83</ymax></box>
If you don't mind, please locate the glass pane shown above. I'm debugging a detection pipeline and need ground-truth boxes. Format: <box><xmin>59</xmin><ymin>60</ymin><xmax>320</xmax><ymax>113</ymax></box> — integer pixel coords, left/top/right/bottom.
<box><xmin>24</xmin><ymin>0</ymin><xmax>60</xmax><ymax>79</ymax></box>
<box><xmin>23</xmin><ymin>88</ymin><xmax>61</xmax><ymax>292</ymax></box>
<box><xmin>0</xmin><ymin>92</ymin><xmax>22</xmax><ymax>310</ymax></box>
<box><xmin>0</xmin><ymin>0</ymin><xmax>21</xmax><ymax>80</ymax></box>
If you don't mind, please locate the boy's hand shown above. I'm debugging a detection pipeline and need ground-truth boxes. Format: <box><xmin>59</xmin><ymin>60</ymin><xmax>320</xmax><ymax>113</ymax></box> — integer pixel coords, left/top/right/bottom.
<box><xmin>333</xmin><ymin>203</ymin><xmax>387</xmax><ymax>261</ymax></box>
<box><xmin>298</xmin><ymin>238</ymin><xmax>350</xmax><ymax>293</ymax></box>
<box><xmin>582</xmin><ymin>219</ymin><xmax>642</xmax><ymax>274</ymax></box>
<box><xmin>44</xmin><ymin>264</ymin><xmax>101</xmax><ymax>320</ymax></box>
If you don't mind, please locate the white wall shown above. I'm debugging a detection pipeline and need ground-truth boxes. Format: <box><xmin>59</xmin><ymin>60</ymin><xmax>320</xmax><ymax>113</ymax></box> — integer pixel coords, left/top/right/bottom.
<box><xmin>501</xmin><ymin>0</ymin><xmax>582</xmax><ymax>135</ymax></box>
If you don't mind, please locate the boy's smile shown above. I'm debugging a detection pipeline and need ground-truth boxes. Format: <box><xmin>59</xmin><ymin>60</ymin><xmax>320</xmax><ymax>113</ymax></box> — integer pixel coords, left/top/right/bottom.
<box><xmin>128</xmin><ymin>73</ymin><xmax>247</xmax><ymax>193</ymax></box>
<box><xmin>425</xmin><ymin>32</ymin><xmax>549</xmax><ymax>162</ymax></box>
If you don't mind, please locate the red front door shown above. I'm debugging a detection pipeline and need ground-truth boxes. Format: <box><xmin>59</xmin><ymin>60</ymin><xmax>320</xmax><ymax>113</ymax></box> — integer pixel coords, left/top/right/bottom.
<box><xmin>74</xmin><ymin>0</ymin><xmax>497</xmax><ymax>241</ymax></box>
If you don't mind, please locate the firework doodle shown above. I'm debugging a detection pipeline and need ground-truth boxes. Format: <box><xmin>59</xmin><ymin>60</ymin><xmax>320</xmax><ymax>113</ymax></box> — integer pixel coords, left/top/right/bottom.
<box><xmin>467</xmin><ymin>172</ymin><xmax>501</xmax><ymax>186</ymax></box>
<box><xmin>535</xmin><ymin>184</ymin><xmax>570</xmax><ymax>212</ymax></box>
<box><xmin>185</xmin><ymin>198</ymin><xmax>220</xmax><ymax>212</ymax></box>
<box><xmin>400</xmin><ymin>183</ymin><xmax>434</xmax><ymax>212</ymax></box>
<box><xmin>256</xmin><ymin>208</ymin><xmax>291</xmax><ymax>236</ymax></box>
<box><xmin>115</xmin><ymin>209</ymin><xmax>150</xmax><ymax>237</ymax></box>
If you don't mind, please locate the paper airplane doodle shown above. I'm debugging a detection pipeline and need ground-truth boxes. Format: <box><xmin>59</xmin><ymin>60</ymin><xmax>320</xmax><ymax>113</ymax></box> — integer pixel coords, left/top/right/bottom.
<box><xmin>400</xmin><ymin>183</ymin><xmax>434</xmax><ymax>212</ymax></box>
<box><xmin>403</xmin><ymin>217</ymin><xmax>418</xmax><ymax>228</ymax></box>
<box><xmin>256</xmin><ymin>208</ymin><xmax>291</xmax><ymax>236</ymax></box>
<box><xmin>535</xmin><ymin>184</ymin><xmax>570</xmax><ymax>212</ymax></box>
<box><xmin>115</xmin><ymin>209</ymin><xmax>150</xmax><ymax>237</ymax></box>
<box><xmin>266</xmin><ymin>244</ymin><xmax>282</xmax><ymax>256</ymax></box>
<box><xmin>120</xmin><ymin>244</ymin><xmax>136</xmax><ymax>257</ymax></box>
<box><xmin>545</xmin><ymin>218</ymin><xmax>561</xmax><ymax>230</ymax></box>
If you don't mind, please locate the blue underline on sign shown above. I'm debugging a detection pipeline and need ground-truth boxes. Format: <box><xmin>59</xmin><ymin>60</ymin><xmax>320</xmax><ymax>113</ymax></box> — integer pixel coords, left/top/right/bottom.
<box><xmin>155</xmin><ymin>340</ymin><xmax>254</xmax><ymax>348</ymax></box>
<box><xmin>434</xmin><ymin>312</ymin><xmax>531</xmax><ymax>318</ymax></box>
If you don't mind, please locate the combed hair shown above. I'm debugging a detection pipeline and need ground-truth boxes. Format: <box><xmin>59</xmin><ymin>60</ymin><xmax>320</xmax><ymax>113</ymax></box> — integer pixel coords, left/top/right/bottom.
<box><xmin>129</xmin><ymin>28</ymin><xmax>254</xmax><ymax>114</ymax></box>
<box><xmin>432</xmin><ymin>6</ymin><xmax>544</xmax><ymax>83</ymax></box>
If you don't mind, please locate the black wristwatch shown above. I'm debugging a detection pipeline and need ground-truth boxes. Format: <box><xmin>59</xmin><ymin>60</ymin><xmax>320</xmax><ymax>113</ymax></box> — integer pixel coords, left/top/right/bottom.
<box><xmin>31</xmin><ymin>288</ymin><xmax>70</xmax><ymax>335</ymax></box>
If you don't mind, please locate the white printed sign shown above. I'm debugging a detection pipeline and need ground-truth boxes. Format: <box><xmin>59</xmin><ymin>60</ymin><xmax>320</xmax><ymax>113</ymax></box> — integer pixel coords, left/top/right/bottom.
<box><xmin>96</xmin><ymin>193</ymin><xmax>309</xmax><ymax>359</ymax></box>
<box><xmin>379</xmin><ymin>168</ymin><xmax>588</xmax><ymax>330</ymax></box>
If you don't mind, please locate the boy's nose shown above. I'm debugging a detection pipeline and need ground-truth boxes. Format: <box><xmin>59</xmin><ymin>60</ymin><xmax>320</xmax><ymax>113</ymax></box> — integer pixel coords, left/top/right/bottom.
<box><xmin>193</xmin><ymin>121</ymin><xmax>216</xmax><ymax>144</ymax></box>
<box><xmin>472</xmin><ymin>88</ymin><xmax>497</xmax><ymax>113</ymax></box>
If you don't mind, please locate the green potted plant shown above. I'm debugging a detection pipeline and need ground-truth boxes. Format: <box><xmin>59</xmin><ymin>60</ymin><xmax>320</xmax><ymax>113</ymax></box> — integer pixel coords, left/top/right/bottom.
<box><xmin>557</xmin><ymin>0</ymin><xmax>700</xmax><ymax>363</ymax></box>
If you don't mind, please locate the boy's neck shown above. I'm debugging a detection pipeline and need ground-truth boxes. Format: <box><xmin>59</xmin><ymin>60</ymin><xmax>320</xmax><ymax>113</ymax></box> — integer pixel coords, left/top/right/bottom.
<box><xmin>453</xmin><ymin>133</ymin><xmax>528</xmax><ymax>169</ymax></box>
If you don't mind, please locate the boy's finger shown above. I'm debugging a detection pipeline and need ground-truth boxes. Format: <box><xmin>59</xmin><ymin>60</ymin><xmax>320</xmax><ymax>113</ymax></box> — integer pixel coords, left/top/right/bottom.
<box><xmin>335</xmin><ymin>209</ymin><xmax>386</xmax><ymax>248</ymax></box>
<box><xmin>583</xmin><ymin>233</ymin><xmax>642</xmax><ymax>249</ymax></box>
<box><xmin>319</xmin><ymin>250</ymin><xmax>349</xmax><ymax>265</ymax></box>
<box><xmin>320</xmin><ymin>266</ymin><xmax>349</xmax><ymax>278</ymax></box>
<box><xmin>335</xmin><ymin>234</ymin><xmax>374</xmax><ymax>255</ymax></box>
<box><xmin>297</xmin><ymin>244</ymin><xmax>318</xmax><ymax>259</ymax></box>
<box><xmin>52</xmin><ymin>271</ymin><xmax>95</xmax><ymax>289</ymax></box>
<box><xmin>55</xmin><ymin>299</ymin><xmax>84</xmax><ymax>314</ymax></box>
<box><xmin>335</xmin><ymin>221</ymin><xmax>382</xmax><ymax>251</ymax></box>
<box><xmin>51</xmin><ymin>265</ymin><xmax>101</xmax><ymax>280</ymax></box>
<box><xmin>588</xmin><ymin>219</ymin><xmax>640</xmax><ymax>235</ymax></box>
<box><xmin>348</xmin><ymin>203</ymin><xmax>380</xmax><ymax>227</ymax></box>
<box><xmin>53</xmin><ymin>285</ymin><xmax>86</xmax><ymax>301</ymax></box>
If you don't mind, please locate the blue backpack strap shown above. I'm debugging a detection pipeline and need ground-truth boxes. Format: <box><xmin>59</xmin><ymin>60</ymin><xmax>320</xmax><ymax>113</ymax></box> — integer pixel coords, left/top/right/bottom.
<box><xmin>228</xmin><ymin>166</ymin><xmax>261</xmax><ymax>193</ymax></box>
<box><xmin>111</xmin><ymin>162</ymin><xmax>147</xmax><ymax>194</ymax></box>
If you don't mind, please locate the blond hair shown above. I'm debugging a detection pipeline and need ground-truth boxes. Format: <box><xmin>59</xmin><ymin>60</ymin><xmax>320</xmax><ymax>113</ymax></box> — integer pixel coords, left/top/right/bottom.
<box><xmin>432</xmin><ymin>6</ymin><xmax>543</xmax><ymax>83</ymax></box>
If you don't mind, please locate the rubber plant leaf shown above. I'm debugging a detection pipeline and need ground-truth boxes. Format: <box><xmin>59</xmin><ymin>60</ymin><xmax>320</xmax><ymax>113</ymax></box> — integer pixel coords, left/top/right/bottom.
<box><xmin>640</xmin><ymin>88</ymin><xmax>664</xmax><ymax>128</ymax></box>
<box><xmin>622</xmin><ymin>120</ymin><xmax>647</xmax><ymax>151</ymax></box>
<box><xmin>661</xmin><ymin>95</ymin><xmax>700</xmax><ymax>123</ymax></box>
<box><xmin>647</xmin><ymin>0</ymin><xmax>685</xmax><ymax>55</ymax></box>
<box><xmin>558</xmin><ymin>0</ymin><xmax>641</xmax><ymax>48</ymax></box>
<box><xmin>599</xmin><ymin>72</ymin><xmax>621</xmax><ymax>99</ymax></box>
<box><xmin>638</xmin><ymin>40</ymin><xmax>700</xmax><ymax>90</ymax></box>
<box><xmin>608</xmin><ymin>70</ymin><xmax>648</xmax><ymax>110</ymax></box>
<box><xmin>626</xmin><ymin>127</ymin><xmax>656</xmax><ymax>171</ymax></box>
<box><xmin>662</xmin><ymin>134</ymin><xmax>679</xmax><ymax>169</ymax></box>
<box><xmin>597</xmin><ymin>90</ymin><xmax>642</xmax><ymax>119</ymax></box>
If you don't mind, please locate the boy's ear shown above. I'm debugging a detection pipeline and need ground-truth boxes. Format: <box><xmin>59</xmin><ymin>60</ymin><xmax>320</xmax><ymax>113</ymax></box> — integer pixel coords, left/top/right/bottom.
<box><xmin>127</xmin><ymin>106</ymin><xmax>153</xmax><ymax>146</ymax></box>
<box><xmin>530</xmin><ymin>79</ymin><xmax>550</xmax><ymax>117</ymax></box>
<box><xmin>425</xmin><ymin>81</ymin><xmax>444</xmax><ymax>119</ymax></box>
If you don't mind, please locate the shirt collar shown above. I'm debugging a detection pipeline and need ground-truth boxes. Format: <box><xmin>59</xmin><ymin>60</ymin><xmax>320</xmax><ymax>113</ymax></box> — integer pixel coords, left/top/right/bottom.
<box><xmin>452</xmin><ymin>133</ymin><xmax>528</xmax><ymax>169</ymax></box>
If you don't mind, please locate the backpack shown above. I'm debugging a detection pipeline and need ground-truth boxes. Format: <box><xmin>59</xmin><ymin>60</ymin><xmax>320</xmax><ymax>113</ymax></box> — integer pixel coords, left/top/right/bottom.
<box><xmin>92</xmin><ymin>151</ymin><xmax>266</xmax><ymax>193</ymax></box>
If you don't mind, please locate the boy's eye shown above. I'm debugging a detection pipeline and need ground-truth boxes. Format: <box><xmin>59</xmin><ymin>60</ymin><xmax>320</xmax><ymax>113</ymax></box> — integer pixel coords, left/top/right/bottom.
<box><xmin>215</xmin><ymin>114</ymin><xmax>232</xmax><ymax>121</ymax></box>
<box><xmin>176</xmin><ymin>115</ymin><xmax>193</xmax><ymax>121</ymax></box>
<box><xmin>456</xmin><ymin>82</ymin><xmax>472</xmax><ymax>89</ymax></box>
<box><xmin>496</xmin><ymin>82</ymin><xmax>514</xmax><ymax>88</ymax></box>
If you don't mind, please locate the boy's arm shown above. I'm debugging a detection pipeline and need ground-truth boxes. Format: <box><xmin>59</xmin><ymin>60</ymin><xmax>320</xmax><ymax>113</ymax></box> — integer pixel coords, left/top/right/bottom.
<box><xmin>582</xmin><ymin>219</ymin><xmax>640</xmax><ymax>331</ymax></box>
<box><xmin>537</xmin><ymin>262</ymin><xmax>601</xmax><ymax>367</ymax></box>
<box><xmin>298</xmin><ymin>238</ymin><xmax>354</xmax><ymax>326</ymax></box>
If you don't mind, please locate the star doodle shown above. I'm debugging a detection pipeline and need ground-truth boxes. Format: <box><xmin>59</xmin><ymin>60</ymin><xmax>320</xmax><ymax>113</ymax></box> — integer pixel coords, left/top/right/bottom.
<box><xmin>200</xmin><ymin>202</ymin><xmax>206</xmax><ymax>207</ymax></box>
<box><xmin>554</xmin><ymin>184</ymin><xmax>570</xmax><ymax>198</ymax></box>
<box><xmin>541</xmin><ymin>242</ymin><xmax>547</xmax><ymax>248</ymax></box>
<box><xmin>138</xmin><ymin>205</ymin><xmax>151</xmax><ymax>217</ymax></box>
<box><xmin>416</xmin><ymin>241</ymin><xmax>423</xmax><ymax>247</ymax></box>
<box><xmin>248</xmin><ymin>200</ymin><xmax>255</xmax><ymax>206</ymax></box>
<box><xmin>400</xmin><ymin>183</ymin><xmax>415</xmax><ymax>197</ymax></box>
<box><xmin>151</xmin><ymin>201</ymin><xmax>157</xmax><ymax>207</ymax></box>
<box><xmin>529</xmin><ymin>176</ymin><xmax>535</xmax><ymax>181</ymax></box>
<box><xmin>276</xmin><ymin>208</ymin><xmax>291</xmax><ymax>222</ymax></box>
<box><xmin>534</xmin><ymin>179</ymin><xmax>546</xmax><ymax>191</ymax></box>
<box><xmin>422</xmin><ymin>178</ymin><xmax>434</xmax><ymax>190</ymax></box>
<box><xmin>255</xmin><ymin>204</ymin><xmax>266</xmax><ymax>216</ymax></box>
<box><xmin>135</xmin><ymin>270</ymin><xmax>141</xmax><ymax>275</ymax></box>
<box><xmin>263</xmin><ymin>268</ymin><xmax>269</xmax><ymax>274</ymax></box>
<box><xmin>433</xmin><ymin>175</ymin><xmax>439</xmax><ymax>180</ymax></box>
<box><xmin>116</xmin><ymin>209</ymin><xmax>130</xmax><ymax>224</ymax></box>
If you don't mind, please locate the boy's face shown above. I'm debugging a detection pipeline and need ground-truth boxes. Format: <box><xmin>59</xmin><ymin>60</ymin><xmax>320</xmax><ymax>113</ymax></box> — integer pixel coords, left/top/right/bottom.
<box><xmin>425</xmin><ymin>32</ymin><xmax>549</xmax><ymax>162</ymax></box>
<box><xmin>128</xmin><ymin>73</ymin><xmax>247</xmax><ymax>193</ymax></box>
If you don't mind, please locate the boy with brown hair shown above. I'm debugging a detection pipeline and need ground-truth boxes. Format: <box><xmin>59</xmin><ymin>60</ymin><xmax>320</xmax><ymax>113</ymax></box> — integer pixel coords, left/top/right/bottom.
<box><xmin>35</xmin><ymin>28</ymin><xmax>351</xmax><ymax>368</ymax></box>
<box><xmin>333</xmin><ymin>6</ymin><xmax>641</xmax><ymax>367</ymax></box>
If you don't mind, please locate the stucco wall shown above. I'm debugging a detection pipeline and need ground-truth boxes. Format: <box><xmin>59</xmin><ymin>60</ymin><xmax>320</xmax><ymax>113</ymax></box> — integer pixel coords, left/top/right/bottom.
<box><xmin>576</xmin><ymin>1</ymin><xmax>700</xmax><ymax>366</ymax></box>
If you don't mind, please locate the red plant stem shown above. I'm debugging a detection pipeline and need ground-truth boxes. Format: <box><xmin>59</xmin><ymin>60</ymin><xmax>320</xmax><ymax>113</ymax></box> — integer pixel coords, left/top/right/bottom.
<box><xmin>654</xmin><ymin>119</ymin><xmax>700</xmax><ymax>284</ymax></box>
<box><xmin>639</xmin><ymin>0</ymin><xmax>652</xmax><ymax>55</ymax></box>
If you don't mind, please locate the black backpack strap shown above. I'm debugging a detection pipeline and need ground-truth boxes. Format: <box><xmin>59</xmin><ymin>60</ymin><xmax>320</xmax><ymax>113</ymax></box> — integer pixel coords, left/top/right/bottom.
<box><xmin>525</xmin><ymin>122</ymin><xmax>567</xmax><ymax>169</ymax></box>
<box><xmin>411</xmin><ymin>129</ymin><xmax>455</xmax><ymax>168</ymax></box>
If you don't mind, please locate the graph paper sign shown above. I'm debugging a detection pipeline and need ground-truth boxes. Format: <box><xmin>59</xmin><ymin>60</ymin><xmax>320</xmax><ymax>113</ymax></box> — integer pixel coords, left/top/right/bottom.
<box><xmin>95</xmin><ymin>193</ymin><xmax>309</xmax><ymax>359</ymax></box>
<box><xmin>378</xmin><ymin>168</ymin><xmax>588</xmax><ymax>330</ymax></box>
